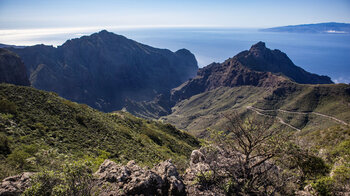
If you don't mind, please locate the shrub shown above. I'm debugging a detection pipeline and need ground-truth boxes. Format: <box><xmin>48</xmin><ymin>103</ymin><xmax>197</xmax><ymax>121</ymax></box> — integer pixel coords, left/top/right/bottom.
<box><xmin>23</xmin><ymin>160</ymin><xmax>94</xmax><ymax>196</ymax></box>
<box><xmin>311</xmin><ymin>177</ymin><xmax>334</xmax><ymax>196</ymax></box>
<box><xmin>332</xmin><ymin>164</ymin><xmax>350</xmax><ymax>189</ymax></box>
<box><xmin>299</xmin><ymin>155</ymin><xmax>330</xmax><ymax>179</ymax></box>
<box><xmin>6</xmin><ymin>144</ymin><xmax>39</xmax><ymax>170</ymax></box>
<box><xmin>6</xmin><ymin>149</ymin><xmax>31</xmax><ymax>169</ymax></box>
<box><xmin>62</xmin><ymin>160</ymin><xmax>94</xmax><ymax>195</ymax></box>
<box><xmin>0</xmin><ymin>133</ymin><xmax>11</xmax><ymax>156</ymax></box>
<box><xmin>195</xmin><ymin>170</ymin><xmax>216</xmax><ymax>188</ymax></box>
<box><xmin>23</xmin><ymin>170</ymin><xmax>62</xmax><ymax>196</ymax></box>
<box><xmin>0</xmin><ymin>99</ymin><xmax>17</xmax><ymax>114</ymax></box>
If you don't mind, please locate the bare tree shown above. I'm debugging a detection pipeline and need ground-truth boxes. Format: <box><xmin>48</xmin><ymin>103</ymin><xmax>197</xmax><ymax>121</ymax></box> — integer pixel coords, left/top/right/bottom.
<box><xmin>198</xmin><ymin>112</ymin><xmax>294</xmax><ymax>195</ymax></box>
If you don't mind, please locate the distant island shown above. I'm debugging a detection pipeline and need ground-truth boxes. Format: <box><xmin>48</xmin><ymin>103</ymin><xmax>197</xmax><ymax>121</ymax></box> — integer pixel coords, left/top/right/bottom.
<box><xmin>261</xmin><ymin>22</ymin><xmax>350</xmax><ymax>34</ymax></box>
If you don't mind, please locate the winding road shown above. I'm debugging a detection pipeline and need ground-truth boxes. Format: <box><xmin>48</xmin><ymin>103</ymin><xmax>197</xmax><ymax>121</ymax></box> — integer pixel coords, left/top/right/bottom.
<box><xmin>246</xmin><ymin>106</ymin><xmax>348</xmax><ymax>131</ymax></box>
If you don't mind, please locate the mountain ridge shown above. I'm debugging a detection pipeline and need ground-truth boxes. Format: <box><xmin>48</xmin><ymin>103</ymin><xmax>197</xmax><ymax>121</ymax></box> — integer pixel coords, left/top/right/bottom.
<box><xmin>8</xmin><ymin>30</ymin><xmax>198</xmax><ymax>112</ymax></box>
<box><xmin>170</xmin><ymin>41</ymin><xmax>332</xmax><ymax>104</ymax></box>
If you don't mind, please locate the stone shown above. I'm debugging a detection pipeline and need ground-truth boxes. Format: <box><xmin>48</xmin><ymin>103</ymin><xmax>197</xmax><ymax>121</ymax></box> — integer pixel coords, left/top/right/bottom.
<box><xmin>0</xmin><ymin>172</ymin><xmax>33</xmax><ymax>196</ymax></box>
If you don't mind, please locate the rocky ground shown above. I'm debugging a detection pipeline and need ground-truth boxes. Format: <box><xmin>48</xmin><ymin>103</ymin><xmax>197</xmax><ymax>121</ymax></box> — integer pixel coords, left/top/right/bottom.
<box><xmin>0</xmin><ymin>148</ymin><xmax>318</xmax><ymax>196</ymax></box>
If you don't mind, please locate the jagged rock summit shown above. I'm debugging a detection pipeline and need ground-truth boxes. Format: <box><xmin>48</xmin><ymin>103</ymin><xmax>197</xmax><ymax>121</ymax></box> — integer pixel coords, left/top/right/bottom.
<box><xmin>8</xmin><ymin>30</ymin><xmax>198</xmax><ymax>112</ymax></box>
<box><xmin>235</xmin><ymin>41</ymin><xmax>333</xmax><ymax>84</ymax></box>
<box><xmin>0</xmin><ymin>48</ymin><xmax>30</xmax><ymax>86</ymax></box>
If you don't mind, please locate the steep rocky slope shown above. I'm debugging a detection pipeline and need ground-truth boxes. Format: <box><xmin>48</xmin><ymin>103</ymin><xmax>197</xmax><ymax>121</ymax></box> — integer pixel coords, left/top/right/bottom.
<box><xmin>8</xmin><ymin>30</ymin><xmax>198</xmax><ymax>112</ymax></box>
<box><xmin>0</xmin><ymin>49</ymin><xmax>29</xmax><ymax>86</ymax></box>
<box><xmin>171</xmin><ymin>42</ymin><xmax>331</xmax><ymax>103</ymax></box>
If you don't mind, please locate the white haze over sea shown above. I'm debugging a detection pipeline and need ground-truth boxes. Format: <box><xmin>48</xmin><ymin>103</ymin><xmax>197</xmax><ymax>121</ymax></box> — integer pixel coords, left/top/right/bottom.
<box><xmin>0</xmin><ymin>27</ymin><xmax>349</xmax><ymax>84</ymax></box>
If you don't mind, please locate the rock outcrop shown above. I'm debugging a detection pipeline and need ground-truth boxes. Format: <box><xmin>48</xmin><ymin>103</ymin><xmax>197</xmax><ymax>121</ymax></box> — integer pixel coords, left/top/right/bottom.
<box><xmin>0</xmin><ymin>172</ymin><xmax>33</xmax><ymax>196</ymax></box>
<box><xmin>94</xmin><ymin>159</ymin><xmax>186</xmax><ymax>196</ymax></box>
<box><xmin>8</xmin><ymin>30</ymin><xmax>198</xmax><ymax>112</ymax></box>
<box><xmin>0</xmin><ymin>49</ymin><xmax>30</xmax><ymax>86</ymax></box>
<box><xmin>235</xmin><ymin>42</ymin><xmax>332</xmax><ymax>84</ymax></box>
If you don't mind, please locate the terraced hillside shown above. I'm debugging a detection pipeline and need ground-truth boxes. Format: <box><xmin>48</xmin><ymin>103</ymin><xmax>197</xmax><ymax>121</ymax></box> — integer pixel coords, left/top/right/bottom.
<box><xmin>0</xmin><ymin>84</ymin><xmax>200</xmax><ymax>179</ymax></box>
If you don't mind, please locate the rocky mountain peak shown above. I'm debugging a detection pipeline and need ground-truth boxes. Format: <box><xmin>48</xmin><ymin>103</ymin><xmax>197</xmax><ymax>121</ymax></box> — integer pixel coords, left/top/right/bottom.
<box><xmin>169</xmin><ymin>42</ymin><xmax>333</xmax><ymax>103</ymax></box>
<box><xmin>8</xmin><ymin>31</ymin><xmax>198</xmax><ymax>112</ymax></box>
<box><xmin>236</xmin><ymin>42</ymin><xmax>333</xmax><ymax>84</ymax></box>
<box><xmin>249</xmin><ymin>41</ymin><xmax>267</xmax><ymax>51</ymax></box>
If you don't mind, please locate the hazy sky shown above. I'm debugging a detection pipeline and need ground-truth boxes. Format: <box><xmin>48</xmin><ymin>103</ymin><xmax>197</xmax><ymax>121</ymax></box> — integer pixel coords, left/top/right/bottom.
<box><xmin>1</xmin><ymin>0</ymin><xmax>350</xmax><ymax>29</ymax></box>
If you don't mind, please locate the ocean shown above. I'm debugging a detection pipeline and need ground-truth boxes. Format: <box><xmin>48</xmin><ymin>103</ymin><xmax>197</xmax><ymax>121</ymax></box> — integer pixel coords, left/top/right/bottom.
<box><xmin>1</xmin><ymin>28</ymin><xmax>349</xmax><ymax>83</ymax></box>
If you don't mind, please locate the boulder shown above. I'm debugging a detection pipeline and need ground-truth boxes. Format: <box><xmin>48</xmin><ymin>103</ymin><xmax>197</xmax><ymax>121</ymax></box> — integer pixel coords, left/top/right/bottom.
<box><xmin>0</xmin><ymin>172</ymin><xmax>33</xmax><ymax>196</ymax></box>
<box><xmin>94</xmin><ymin>159</ymin><xmax>185</xmax><ymax>196</ymax></box>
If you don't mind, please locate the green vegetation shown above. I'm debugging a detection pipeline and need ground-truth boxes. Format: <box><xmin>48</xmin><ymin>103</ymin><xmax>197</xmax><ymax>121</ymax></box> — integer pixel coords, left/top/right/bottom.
<box><xmin>192</xmin><ymin>114</ymin><xmax>331</xmax><ymax>195</ymax></box>
<box><xmin>162</xmin><ymin>86</ymin><xmax>269</xmax><ymax>137</ymax></box>
<box><xmin>255</xmin><ymin>83</ymin><xmax>350</xmax><ymax>129</ymax></box>
<box><xmin>163</xmin><ymin>83</ymin><xmax>350</xmax><ymax>138</ymax></box>
<box><xmin>301</xmin><ymin>126</ymin><xmax>350</xmax><ymax>195</ymax></box>
<box><xmin>23</xmin><ymin>161</ymin><xmax>94</xmax><ymax>196</ymax></box>
<box><xmin>0</xmin><ymin>84</ymin><xmax>200</xmax><ymax>179</ymax></box>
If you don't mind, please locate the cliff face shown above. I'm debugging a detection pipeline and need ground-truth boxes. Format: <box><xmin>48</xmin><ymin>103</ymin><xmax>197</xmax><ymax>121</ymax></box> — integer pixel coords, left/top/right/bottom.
<box><xmin>9</xmin><ymin>30</ymin><xmax>198</xmax><ymax>111</ymax></box>
<box><xmin>0</xmin><ymin>49</ymin><xmax>30</xmax><ymax>86</ymax></box>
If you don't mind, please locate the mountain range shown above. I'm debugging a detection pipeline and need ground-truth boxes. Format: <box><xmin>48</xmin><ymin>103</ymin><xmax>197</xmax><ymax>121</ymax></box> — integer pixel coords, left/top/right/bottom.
<box><xmin>1</xmin><ymin>30</ymin><xmax>349</xmax><ymax>195</ymax></box>
<box><xmin>126</xmin><ymin>42</ymin><xmax>348</xmax><ymax>138</ymax></box>
<box><xmin>6</xmin><ymin>30</ymin><xmax>198</xmax><ymax>112</ymax></box>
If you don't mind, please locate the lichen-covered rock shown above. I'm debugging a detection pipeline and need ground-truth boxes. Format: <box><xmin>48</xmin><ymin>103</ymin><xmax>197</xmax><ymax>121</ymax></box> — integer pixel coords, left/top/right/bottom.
<box><xmin>94</xmin><ymin>159</ymin><xmax>185</xmax><ymax>196</ymax></box>
<box><xmin>153</xmin><ymin>160</ymin><xmax>185</xmax><ymax>195</ymax></box>
<box><xmin>183</xmin><ymin>148</ymin><xmax>225</xmax><ymax>196</ymax></box>
<box><xmin>0</xmin><ymin>172</ymin><xmax>33</xmax><ymax>196</ymax></box>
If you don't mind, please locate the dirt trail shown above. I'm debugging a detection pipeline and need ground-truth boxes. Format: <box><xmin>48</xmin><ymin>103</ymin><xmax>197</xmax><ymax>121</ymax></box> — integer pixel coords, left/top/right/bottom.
<box><xmin>246</xmin><ymin>106</ymin><xmax>301</xmax><ymax>131</ymax></box>
<box><xmin>246</xmin><ymin>106</ymin><xmax>349</xmax><ymax>130</ymax></box>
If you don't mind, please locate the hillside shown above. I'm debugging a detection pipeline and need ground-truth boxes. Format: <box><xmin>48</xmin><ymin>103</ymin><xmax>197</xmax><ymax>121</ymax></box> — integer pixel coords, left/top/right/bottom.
<box><xmin>163</xmin><ymin>82</ymin><xmax>350</xmax><ymax>137</ymax></box>
<box><xmin>126</xmin><ymin>42</ymin><xmax>334</xmax><ymax>120</ymax></box>
<box><xmin>8</xmin><ymin>30</ymin><xmax>198</xmax><ymax>112</ymax></box>
<box><xmin>0</xmin><ymin>49</ymin><xmax>29</xmax><ymax>86</ymax></box>
<box><xmin>261</xmin><ymin>22</ymin><xmax>350</xmax><ymax>33</ymax></box>
<box><xmin>151</xmin><ymin>43</ymin><xmax>348</xmax><ymax>136</ymax></box>
<box><xmin>0</xmin><ymin>84</ymin><xmax>200</xmax><ymax>179</ymax></box>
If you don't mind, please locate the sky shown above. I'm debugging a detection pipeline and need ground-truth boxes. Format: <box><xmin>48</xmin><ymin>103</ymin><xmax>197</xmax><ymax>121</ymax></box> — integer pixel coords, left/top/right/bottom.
<box><xmin>1</xmin><ymin>0</ymin><xmax>350</xmax><ymax>29</ymax></box>
<box><xmin>0</xmin><ymin>0</ymin><xmax>349</xmax><ymax>83</ymax></box>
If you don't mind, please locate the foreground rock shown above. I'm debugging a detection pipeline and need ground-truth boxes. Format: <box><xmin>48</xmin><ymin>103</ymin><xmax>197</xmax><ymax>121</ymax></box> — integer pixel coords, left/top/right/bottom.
<box><xmin>94</xmin><ymin>159</ymin><xmax>185</xmax><ymax>196</ymax></box>
<box><xmin>0</xmin><ymin>172</ymin><xmax>33</xmax><ymax>196</ymax></box>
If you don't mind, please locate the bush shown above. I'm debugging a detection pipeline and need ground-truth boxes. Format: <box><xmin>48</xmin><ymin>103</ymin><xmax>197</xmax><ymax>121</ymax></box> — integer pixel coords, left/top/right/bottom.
<box><xmin>6</xmin><ymin>144</ymin><xmax>39</xmax><ymax>170</ymax></box>
<box><xmin>300</xmin><ymin>155</ymin><xmax>330</xmax><ymax>179</ymax></box>
<box><xmin>195</xmin><ymin>170</ymin><xmax>216</xmax><ymax>188</ymax></box>
<box><xmin>0</xmin><ymin>99</ymin><xmax>17</xmax><ymax>114</ymax></box>
<box><xmin>0</xmin><ymin>133</ymin><xmax>11</xmax><ymax>156</ymax></box>
<box><xmin>311</xmin><ymin>177</ymin><xmax>334</xmax><ymax>196</ymax></box>
<box><xmin>23</xmin><ymin>160</ymin><xmax>94</xmax><ymax>196</ymax></box>
<box><xmin>6</xmin><ymin>149</ymin><xmax>31</xmax><ymax>170</ymax></box>
<box><xmin>23</xmin><ymin>170</ymin><xmax>62</xmax><ymax>196</ymax></box>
